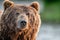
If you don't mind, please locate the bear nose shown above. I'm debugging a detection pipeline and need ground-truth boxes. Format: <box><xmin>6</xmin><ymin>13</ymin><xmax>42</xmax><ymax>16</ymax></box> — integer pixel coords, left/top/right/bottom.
<box><xmin>20</xmin><ymin>21</ymin><xmax>27</xmax><ymax>27</ymax></box>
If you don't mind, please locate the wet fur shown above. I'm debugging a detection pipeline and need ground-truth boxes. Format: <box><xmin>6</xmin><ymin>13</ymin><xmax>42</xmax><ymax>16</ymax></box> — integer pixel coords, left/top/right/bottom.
<box><xmin>0</xmin><ymin>1</ymin><xmax>41</xmax><ymax>40</ymax></box>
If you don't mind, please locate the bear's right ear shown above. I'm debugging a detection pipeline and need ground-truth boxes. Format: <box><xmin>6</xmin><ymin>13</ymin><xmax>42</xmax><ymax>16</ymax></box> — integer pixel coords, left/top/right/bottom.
<box><xmin>3</xmin><ymin>0</ymin><xmax>14</xmax><ymax>10</ymax></box>
<box><xmin>30</xmin><ymin>1</ymin><xmax>40</xmax><ymax>12</ymax></box>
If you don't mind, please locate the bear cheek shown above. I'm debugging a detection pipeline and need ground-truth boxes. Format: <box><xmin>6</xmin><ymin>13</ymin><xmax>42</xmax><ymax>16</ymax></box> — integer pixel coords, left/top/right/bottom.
<box><xmin>29</xmin><ymin>14</ymin><xmax>35</xmax><ymax>26</ymax></box>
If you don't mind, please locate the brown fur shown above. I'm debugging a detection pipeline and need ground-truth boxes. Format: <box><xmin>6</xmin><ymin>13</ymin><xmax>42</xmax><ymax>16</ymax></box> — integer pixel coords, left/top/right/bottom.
<box><xmin>0</xmin><ymin>0</ymin><xmax>41</xmax><ymax>40</ymax></box>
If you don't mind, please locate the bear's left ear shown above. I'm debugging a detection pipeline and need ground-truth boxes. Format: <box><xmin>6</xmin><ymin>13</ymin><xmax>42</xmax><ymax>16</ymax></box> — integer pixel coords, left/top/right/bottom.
<box><xmin>30</xmin><ymin>2</ymin><xmax>40</xmax><ymax>11</ymax></box>
<box><xmin>3</xmin><ymin>0</ymin><xmax>14</xmax><ymax>10</ymax></box>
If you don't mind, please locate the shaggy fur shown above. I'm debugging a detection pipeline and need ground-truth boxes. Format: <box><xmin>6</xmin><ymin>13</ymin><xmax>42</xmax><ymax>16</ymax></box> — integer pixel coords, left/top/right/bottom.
<box><xmin>0</xmin><ymin>0</ymin><xmax>41</xmax><ymax>40</ymax></box>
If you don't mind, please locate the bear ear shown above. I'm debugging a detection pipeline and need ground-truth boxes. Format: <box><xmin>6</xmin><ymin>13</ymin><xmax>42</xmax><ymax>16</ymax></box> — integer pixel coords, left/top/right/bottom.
<box><xmin>3</xmin><ymin>0</ymin><xmax>14</xmax><ymax>10</ymax></box>
<box><xmin>30</xmin><ymin>1</ymin><xmax>40</xmax><ymax>11</ymax></box>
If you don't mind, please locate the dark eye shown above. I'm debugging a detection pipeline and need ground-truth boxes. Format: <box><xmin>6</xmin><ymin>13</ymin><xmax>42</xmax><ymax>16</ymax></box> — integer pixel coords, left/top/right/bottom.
<box><xmin>26</xmin><ymin>13</ymin><xmax>30</xmax><ymax>17</ymax></box>
<box><xmin>16</xmin><ymin>13</ymin><xmax>20</xmax><ymax>16</ymax></box>
<box><xmin>26</xmin><ymin>13</ymin><xmax>29</xmax><ymax>16</ymax></box>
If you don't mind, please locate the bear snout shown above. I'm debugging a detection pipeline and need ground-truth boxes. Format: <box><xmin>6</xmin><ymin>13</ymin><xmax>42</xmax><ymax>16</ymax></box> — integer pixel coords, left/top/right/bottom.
<box><xmin>17</xmin><ymin>14</ymin><xmax>28</xmax><ymax>29</ymax></box>
<box><xmin>20</xmin><ymin>20</ymin><xmax>27</xmax><ymax>27</ymax></box>
<box><xmin>17</xmin><ymin>20</ymin><xmax>27</xmax><ymax>29</ymax></box>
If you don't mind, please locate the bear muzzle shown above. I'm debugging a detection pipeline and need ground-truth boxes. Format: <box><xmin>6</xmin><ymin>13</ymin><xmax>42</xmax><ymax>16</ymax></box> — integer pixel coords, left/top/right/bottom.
<box><xmin>20</xmin><ymin>20</ymin><xmax>27</xmax><ymax>27</ymax></box>
<box><xmin>17</xmin><ymin>20</ymin><xmax>27</xmax><ymax>29</ymax></box>
<box><xmin>16</xmin><ymin>14</ymin><xmax>28</xmax><ymax>30</ymax></box>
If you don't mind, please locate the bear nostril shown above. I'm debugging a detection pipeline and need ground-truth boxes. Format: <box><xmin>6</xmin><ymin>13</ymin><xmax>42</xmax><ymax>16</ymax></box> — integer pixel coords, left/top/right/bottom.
<box><xmin>20</xmin><ymin>21</ymin><xmax>27</xmax><ymax>26</ymax></box>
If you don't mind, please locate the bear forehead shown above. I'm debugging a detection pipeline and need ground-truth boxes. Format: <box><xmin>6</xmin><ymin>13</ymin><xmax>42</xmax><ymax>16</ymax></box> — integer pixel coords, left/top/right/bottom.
<box><xmin>6</xmin><ymin>5</ymin><xmax>34</xmax><ymax>13</ymax></box>
<box><xmin>4</xmin><ymin>5</ymin><xmax>36</xmax><ymax>17</ymax></box>
<box><xmin>5</xmin><ymin>5</ymin><xmax>36</xmax><ymax>14</ymax></box>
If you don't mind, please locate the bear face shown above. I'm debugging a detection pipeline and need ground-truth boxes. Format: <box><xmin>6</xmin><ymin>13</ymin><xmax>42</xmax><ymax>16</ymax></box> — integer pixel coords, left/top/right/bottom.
<box><xmin>0</xmin><ymin>0</ymin><xmax>41</xmax><ymax>40</ymax></box>
<box><xmin>2</xmin><ymin>0</ymin><xmax>40</xmax><ymax>31</ymax></box>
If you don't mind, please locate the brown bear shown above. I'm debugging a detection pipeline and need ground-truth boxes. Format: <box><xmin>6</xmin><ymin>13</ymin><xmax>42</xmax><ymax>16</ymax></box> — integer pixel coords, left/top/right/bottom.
<box><xmin>0</xmin><ymin>0</ymin><xmax>41</xmax><ymax>40</ymax></box>
<box><xmin>0</xmin><ymin>10</ymin><xmax>2</xmax><ymax>20</ymax></box>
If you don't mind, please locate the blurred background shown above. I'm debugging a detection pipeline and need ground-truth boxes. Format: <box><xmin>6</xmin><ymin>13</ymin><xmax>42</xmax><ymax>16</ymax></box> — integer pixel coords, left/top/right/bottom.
<box><xmin>0</xmin><ymin>0</ymin><xmax>60</xmax><ymax>40</ymax></box>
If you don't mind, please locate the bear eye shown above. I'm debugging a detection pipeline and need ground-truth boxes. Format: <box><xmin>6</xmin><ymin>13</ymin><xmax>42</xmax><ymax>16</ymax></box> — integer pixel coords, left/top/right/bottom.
<box><xmin>26</xmin><ymin>13</ymin><xmax>29</xmax><ymax>16</ymax></box>
<box><xmin>16</xmin><ymin>13</ymin><xmax>20</xmax><ymax>16</ymax></box>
